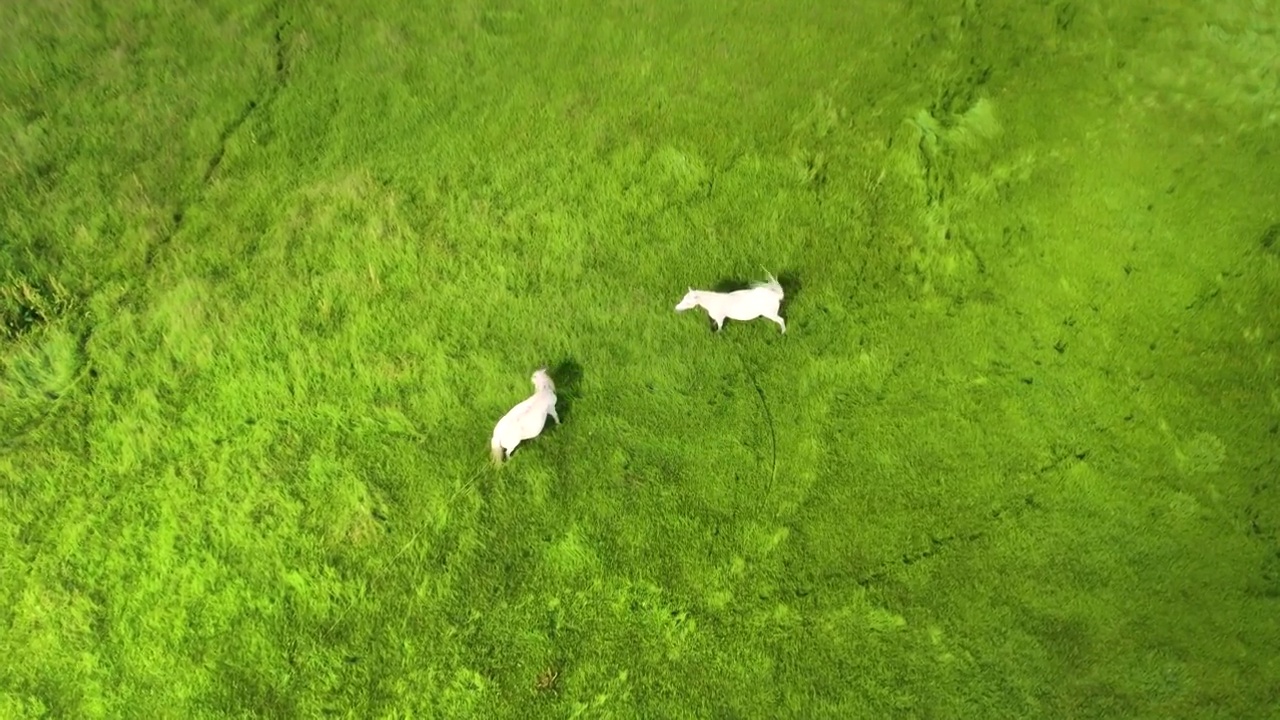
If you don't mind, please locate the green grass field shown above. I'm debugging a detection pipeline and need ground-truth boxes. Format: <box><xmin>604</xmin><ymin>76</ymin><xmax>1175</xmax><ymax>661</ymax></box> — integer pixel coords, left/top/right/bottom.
<box><xmin>3</xmin><ymin>0</ymin><xmax>1279</xmax><ymax>717</ymax></box>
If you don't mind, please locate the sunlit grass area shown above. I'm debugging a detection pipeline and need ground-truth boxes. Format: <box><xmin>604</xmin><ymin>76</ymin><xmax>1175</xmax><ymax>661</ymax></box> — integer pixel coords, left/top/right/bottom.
<box><xmin>3</xmin><ymin>0</ymin><xmax>1279</xmax><ymax>717</ymax></box>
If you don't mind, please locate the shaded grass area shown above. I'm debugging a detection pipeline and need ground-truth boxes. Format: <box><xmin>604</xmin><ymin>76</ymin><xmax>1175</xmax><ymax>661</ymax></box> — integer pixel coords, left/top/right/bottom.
<box><xmin>3</xmin><ymin>0</ymin><xmax>1279</xmax><ymax>717</ymax></box>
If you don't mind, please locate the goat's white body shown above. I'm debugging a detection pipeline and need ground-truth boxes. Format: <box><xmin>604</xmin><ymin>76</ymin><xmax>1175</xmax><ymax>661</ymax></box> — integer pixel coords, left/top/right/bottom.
<box><xmin>675</xmin><ymin>274</ymin><xmax>786</xmax><ymax>332</ymax></box>
<box><xmin>491</xmin><ymin>370</ymin><xmax>559</xmax><ymax>463</ymax></box>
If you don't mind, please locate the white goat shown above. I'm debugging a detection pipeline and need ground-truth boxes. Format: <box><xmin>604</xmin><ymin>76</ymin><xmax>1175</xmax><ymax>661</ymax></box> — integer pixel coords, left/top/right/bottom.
<box><xmin>490</xmin><ymin>368</ymin><xmax>560</xmax><ymax>464</ymax></box>
<box><xmin>675</xmin><ymin>273</ymin><xmax>786</xmax><ymax>333</ymax></box>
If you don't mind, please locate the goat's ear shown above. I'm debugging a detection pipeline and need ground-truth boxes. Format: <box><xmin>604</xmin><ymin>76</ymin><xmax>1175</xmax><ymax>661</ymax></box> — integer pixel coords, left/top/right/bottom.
<box><xmin>688</xmin><ymin>286</ymin><xmax>693</xmax><ymax>292</ymax></box>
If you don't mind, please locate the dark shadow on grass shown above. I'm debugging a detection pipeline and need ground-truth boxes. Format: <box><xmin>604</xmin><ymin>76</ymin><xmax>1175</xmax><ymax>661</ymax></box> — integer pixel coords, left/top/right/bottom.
<box><xmin>548</xmin><ymin>358</ymin><xmax>583</xmax><ymax>425</ymax></box>
<box><xmin>777</xmin><ymin>270</ymin><xmax>802</xmax><ymax>307</ymax></box>
<box><xmin>711</xmin><ymin>277</ymin><xmax>751</xmax><ymax>294</ymax></box>
<box><xmin>711</xmin><ymin>270</ymin><xmax>802</xmax><ymax>304</ymax></box>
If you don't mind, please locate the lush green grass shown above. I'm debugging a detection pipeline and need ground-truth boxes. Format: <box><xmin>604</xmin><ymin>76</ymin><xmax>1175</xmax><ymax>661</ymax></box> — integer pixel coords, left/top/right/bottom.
<box><xmin>3</xmin><ymin>0</ymin><xmax>1279</xmax><ymax>717</ymax></box>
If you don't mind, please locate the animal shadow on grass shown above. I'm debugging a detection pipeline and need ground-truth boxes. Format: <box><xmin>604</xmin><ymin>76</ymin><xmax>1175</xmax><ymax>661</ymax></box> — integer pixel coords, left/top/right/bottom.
<box><xmin>708</xmin><ymin>270</ymin><xmax>803</xmax><ymax>332</ymax></box>
<box><xmin>548</xmin><ymin>358</ymin><xmax>584</xmax><ymax>426</ymax></box>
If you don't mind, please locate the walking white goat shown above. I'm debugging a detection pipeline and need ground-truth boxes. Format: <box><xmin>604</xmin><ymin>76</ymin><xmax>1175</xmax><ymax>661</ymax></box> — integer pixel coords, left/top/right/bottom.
<box><xmin>675</xmin><ymin>273</ymin><xmax>786</xmax><ymax>333</ymax></box>
<box><xmin>490</xmin><ymin>368</ymin><xmax>560</xmax><ymax>464</ymax></box>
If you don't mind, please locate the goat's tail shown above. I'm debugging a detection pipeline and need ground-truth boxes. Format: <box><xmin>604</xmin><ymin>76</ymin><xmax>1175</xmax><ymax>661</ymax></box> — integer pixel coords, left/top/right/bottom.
<box><xmin>490</xmin><ymin>435</ymin><xmax>505</xmax><ymax>466</ymax></box>
<box><xmin>754</xmin><ymin>270</ymin><xmax>784</xmax><ymax>299</ymax></box>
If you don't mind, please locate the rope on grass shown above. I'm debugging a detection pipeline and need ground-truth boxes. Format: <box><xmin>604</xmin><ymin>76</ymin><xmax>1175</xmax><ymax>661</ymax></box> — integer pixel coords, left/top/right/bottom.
<box><xmin>737</xmin><ymin>354</ymin><xmax>778</xmax><ymax>503</ymax></box>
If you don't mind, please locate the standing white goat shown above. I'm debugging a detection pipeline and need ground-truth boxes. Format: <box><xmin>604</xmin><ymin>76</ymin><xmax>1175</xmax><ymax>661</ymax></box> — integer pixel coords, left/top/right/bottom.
<box><xmin>490</xmin><ymin>368</ymin><xmax>560</xmax><ymax>464</ymax></box>
<box><xmin>675</xmin><ymin>273</ymin><xmax>786</xmax><ymax>333</ymax></box>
